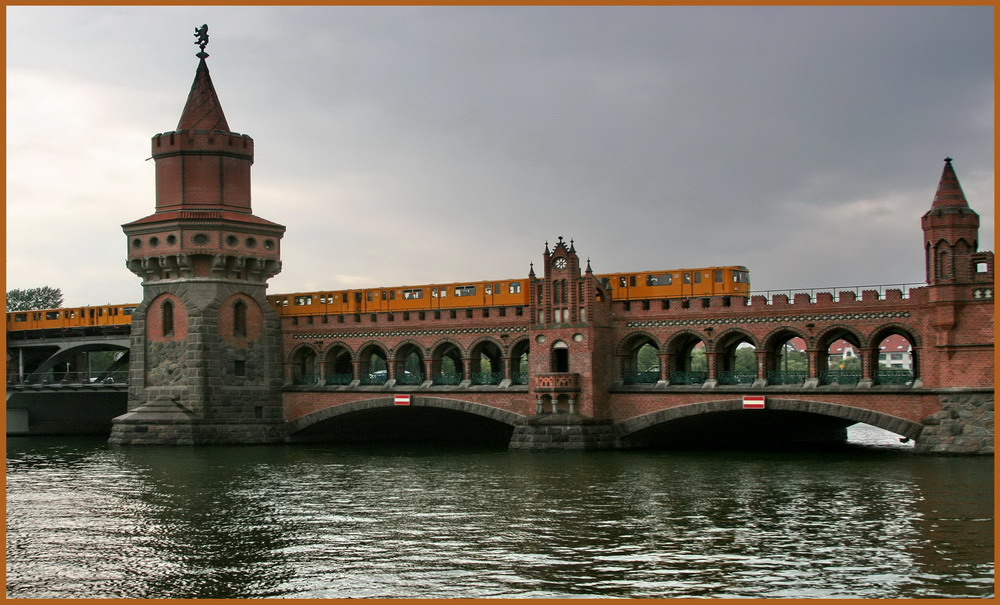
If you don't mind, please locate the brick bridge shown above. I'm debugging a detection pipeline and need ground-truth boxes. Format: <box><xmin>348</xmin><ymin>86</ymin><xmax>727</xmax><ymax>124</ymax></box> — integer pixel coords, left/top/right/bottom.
<box><xmin>102</xmin><ymin>46</ymin><xmax>993</xmax><ymax>453</ymax></box>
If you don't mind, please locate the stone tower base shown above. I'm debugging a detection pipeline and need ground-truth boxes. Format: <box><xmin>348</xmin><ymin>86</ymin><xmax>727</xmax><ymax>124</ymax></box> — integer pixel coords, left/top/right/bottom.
<box><xmin>109</xmin><ymin>400</ymin><xmax>286</xmax><ymax>445</ymax></box>
<box><xmin>508</xmin><ymin>414</ymin><xmax>618</xmax><ymax>452</ymax></box>
<box><xmin>915</xmin><ymin>392</ymin><xmax>994</xmax><ymax>455</ymax></box>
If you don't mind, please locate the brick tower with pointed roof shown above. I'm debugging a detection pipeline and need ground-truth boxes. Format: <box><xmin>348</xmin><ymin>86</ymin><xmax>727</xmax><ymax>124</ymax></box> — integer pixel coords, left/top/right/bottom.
<box><xmin>111</xmin><ymin>31</ymin><xmax>287</xmax><ymax>444</ymax></box>
<box><xmin>922</xmin><ymin>157</ymin><xmax>993</xmax><ymax>288</ymax></box>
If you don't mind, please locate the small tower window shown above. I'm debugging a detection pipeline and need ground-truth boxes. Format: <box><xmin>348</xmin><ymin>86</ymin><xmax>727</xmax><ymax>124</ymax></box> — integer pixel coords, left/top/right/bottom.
<box><xmin>162</xmin><ymin>300</ymin><xmax>174</xmax><ymax>337</ymax></box>
<box><xmin>234</xmin><ymin>300</ymin><xmax>248</xmax><ymax>337</ymax></box>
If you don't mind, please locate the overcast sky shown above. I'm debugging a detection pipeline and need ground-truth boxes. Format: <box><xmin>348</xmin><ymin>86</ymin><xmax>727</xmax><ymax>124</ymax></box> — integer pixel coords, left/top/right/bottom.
<box><xmin>6</xmin><ymin>5</ymin><xmax>994</xmax><ymax>307</ymax></box>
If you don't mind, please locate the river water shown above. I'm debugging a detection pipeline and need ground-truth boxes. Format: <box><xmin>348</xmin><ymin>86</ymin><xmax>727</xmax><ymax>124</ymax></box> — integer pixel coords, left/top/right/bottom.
<box><xmin>5</xmin><ymin>426</ymin><xmax>993</xmax><ymax>599</ymax></box>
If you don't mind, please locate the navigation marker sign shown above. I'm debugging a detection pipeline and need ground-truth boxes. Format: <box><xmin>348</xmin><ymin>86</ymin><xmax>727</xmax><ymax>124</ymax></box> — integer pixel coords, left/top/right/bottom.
<box><xmin>742</xmin><ymin>395</ymin><xmax>766</xmax><ymax>409</ymax></box>
<box><xmin>395</xmin><ymin>394</ymin><xmax>411</xmax><ymax>406</ymax></box>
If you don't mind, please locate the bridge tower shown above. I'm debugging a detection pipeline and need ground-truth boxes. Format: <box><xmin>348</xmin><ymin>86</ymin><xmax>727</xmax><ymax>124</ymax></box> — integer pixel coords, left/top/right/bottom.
<box><xmin>510</xmin><ymin>237</ymin><xmax>618</xmax><ymax>450</ymax></box>
<box><xmin>110</xmin><ymin>34</ymin><xmax>287</xmax><ymax>444</ymax></box>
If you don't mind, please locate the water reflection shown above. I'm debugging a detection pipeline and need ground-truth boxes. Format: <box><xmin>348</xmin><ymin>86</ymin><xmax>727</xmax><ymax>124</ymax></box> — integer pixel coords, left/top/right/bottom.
<box><xmin>6</xmin><ymin>437</ymin><xmax>993</xmax><ymax>599</ymax></box>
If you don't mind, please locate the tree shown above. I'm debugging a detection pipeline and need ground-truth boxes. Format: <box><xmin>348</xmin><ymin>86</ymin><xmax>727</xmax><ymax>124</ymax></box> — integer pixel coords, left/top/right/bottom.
<box><xmin>6</xmin><ymin>287</ymin><xmax>64</xmax><ymax>312</ymax></box>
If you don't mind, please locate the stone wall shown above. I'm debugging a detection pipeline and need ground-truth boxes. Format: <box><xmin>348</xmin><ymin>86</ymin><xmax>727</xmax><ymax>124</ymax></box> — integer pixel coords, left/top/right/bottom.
<box><xmin>916</xmin><ymin>391</ymin><xmax>994</xmax><ymax>455</ymax></box>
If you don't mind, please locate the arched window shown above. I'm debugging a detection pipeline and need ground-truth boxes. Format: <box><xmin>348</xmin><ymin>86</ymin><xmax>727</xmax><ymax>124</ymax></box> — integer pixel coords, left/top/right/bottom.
<box><xmin>552</xmin><ymin>340</ymin><xmax>570</xmax><ymax>373</ymax></box>
<box><xmin>233</xmin><ymin>300</ymin><xmax>248</xmax><ymax>337</ymax></box>
<box><xmin>162</xmin><ymin>300</ymin><xmax>174</xmax><ymax>337</ymax></box>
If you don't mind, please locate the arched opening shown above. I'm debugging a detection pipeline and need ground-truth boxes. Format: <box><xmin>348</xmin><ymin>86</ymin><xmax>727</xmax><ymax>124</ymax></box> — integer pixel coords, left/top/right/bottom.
<box><xmin>551</xmin><ymin>340</ymin><xmax>569</xmax><ymax>373</ymax></box>
<box><xmin>291</xmin><ymin>347</ymin><xmax>318</xmax><ymax>385</ymax></box>
<box><xmin>431</xmin><ymin>342</ymin><xmax>464</xmax><ymax>385</ymax></box>
<box><xmin>470</xmin><ymin>340</ymin><xmax>503</xmax><ymax>385</ymax></box>
<box><xmin>621</xmin><ymin>334</ymin><xmax>660</xmax><ymax>384</ymax></box>
<box><xmin>359</xmin><ymin>345</ymin><xmax>389</xmax><ymax>385</ymax></box>
<box><xmin>233</xmin><ymin>300</ymin><xmax>248</xmax><ymax>337</ymax></box>
<box><xmin>393</xmin><ymin>344</ymin><xmax>425</xmax><ymax>386</ymax></box>
<box><xmin>873</xmin><ymin>330</ymin><xmax>917</xmax><ymax>386</ymax></box>
<box><xmin>324</xmin><ymin>345</ymin><xmax>353</xmax><ymax>385</ymax></box>
<box><xmin>510</xmin><ymin>339</ymin><xmax>530</xmax><ymax>385</ymax></box>
<box><xmin>818</xmin><ymin>329</ymin><xmax>863</xmax><ymax>385</ymax></box>
<box><xmin>715</xmin><ymin>331</ymin><xmax>758</xmax><ymax>385</ymax></box>
<box><xmin>162</xmin><ymin>300</ymin><xmax>174</xmax><ymax>337</ymax></box>
<box><xmin>765</xmin><ymin>331</ymin><xmax>809</xmax><ymax>385</ymax></box>
<box><xmin>666</xmin><ymin>333</ymin><xmax>708</xmax><ymax>385</ymax></box>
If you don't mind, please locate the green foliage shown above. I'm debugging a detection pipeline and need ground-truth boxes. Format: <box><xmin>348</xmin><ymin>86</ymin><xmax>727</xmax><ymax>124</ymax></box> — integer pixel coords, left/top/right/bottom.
<box><xmin>636</xmin><ymin>344</ymin><xmax>659</xmax><ymax>371</ymax></box>
<box><xmin>836</xmin><ymin>356</ymin><xmax>862</xmax><ymax>371</ymax></box>
<box><xmin>7</xmin><ymin>287</ymin><xmax>64</xmax><ymax>312</ymax></box>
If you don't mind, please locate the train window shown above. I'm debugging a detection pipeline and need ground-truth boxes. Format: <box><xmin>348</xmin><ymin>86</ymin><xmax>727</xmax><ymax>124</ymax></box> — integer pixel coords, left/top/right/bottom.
<box><xmin>509</xmin><ymin>282</ymin><xmax>522</xmax><ymax>294</ymax></box>
<box><xmin>440</xmin><ymin>288</ymin><xmax>448</xmax><ymax>298</ymax></box>
<box><xmin>124</xmin><ymin>307</ymin><xmax>135</xmax><ymax>315</ymax></box>
<box><xmin>455</xmin><ymin>285</ymin><xmax>476</xmax><ymax>297</ymax></box>
<box><xmin>495</xmin><ymin>283</ymin><xmax>501</xmax><ymax>295</ymax></box>
<box><xmin>320</xmin><ymin>295</ymin><xmax>328</xmax><ymax>304</ymax></box>
<box><xmin>367</xmin><ymin>292</ymin><xmax>374</xmax><ymax>302</ymax></box>
<box><xmin>46</xmin><ymin>311</ymin><xmax>59</xmax><ymax>320</ymax></box>
<box><xmin>381</xmin><ymin>291</ymin><xmax>387</xmax><ymax>301</ymax></box>
<box><xmin>294</xmin><ymin>296</ymin><xmax>312</xmax><ymax>306</ymax></box>
<box><xmin>629</xmin><ymin>275</ymin><xmax>637</xmax><ymax>287</ymax></box>
<box><xmin>683</xmin><ymin>273</ymin><xmax>691</xmax><ymax>284</ymax></box>
<box><xmin>619</xmin><ymin>277</ymin><xmax>627</xmax><ymax>288</ymax></box>
<box><xmin>390</xmin><ymin>290</ymin><xmax>396</xmax><ymax>301</ymax></box>
<box><xmin>432</xmin><ymin>288</ymin><xmax>439</xmax><ymax>298</ymax></box>
<box><xmin>403</xmin><ymin>289</ymin><xmax>424</xmax><ymax>300</ymax></box>
<box><xmin>646</xmin><ymin>274</ymin><xmax>673</xmax><ymax>286</ymax></box>
<box><xmin>715</xmin><ymin>270</ymin><xmax>723</xmax><ymax>283</ymax></box>
<box><xmin>14</xmin><ymin>314</ymin><xmax>27</xmax><ymax>322</ymax></box>
<box><xmin>694</xmin><ymin>272</ymin><xmax>702</xmax><ymax>284</ymax></box>
<box><xmin>733</xmin><ymin>270</ymin><xmax>750</xmax><ymax>283</ymax></box>
<box><xmin>485</xmin><ymin>285</ymin><xmax>492</xmax><ymax>295</ymax></box>
<box><xmin>354</xmin><ymin>292</ymin><xmax>362</xmax><ymax>304</ymax></box>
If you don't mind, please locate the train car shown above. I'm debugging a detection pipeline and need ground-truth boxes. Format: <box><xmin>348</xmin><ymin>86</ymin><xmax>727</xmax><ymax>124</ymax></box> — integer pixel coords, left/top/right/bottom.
<box><xmin>265</xmin><ymin>266</ymin><xmax>748</xmax><ymax>319</ymax></box>
<box><xmin>6</xmin><ymin>304</ymin><xmax>139</xmax><ymax>334</ymax></box>
<box><xmin>596</xmin><ymin>266</ymin><xmax>750</xmax><ymax>300</ymax></box>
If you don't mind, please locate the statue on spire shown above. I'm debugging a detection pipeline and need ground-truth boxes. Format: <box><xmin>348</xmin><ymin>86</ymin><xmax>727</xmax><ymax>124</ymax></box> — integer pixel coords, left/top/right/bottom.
<box><xmin>194</xmin><ymin>24</ymin><xmax>209</xmax><ymax>58</ymax></box>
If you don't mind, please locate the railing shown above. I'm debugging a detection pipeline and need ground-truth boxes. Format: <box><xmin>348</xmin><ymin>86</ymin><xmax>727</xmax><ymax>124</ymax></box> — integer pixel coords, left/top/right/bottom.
<box><xmin>746</xmin><ymin>282</ymin><xmax>926</xmax><ymax>304</ymax></box>
<box><xmin>819</xmin><ymin>370</ymin><xmax>862</xmax><ymax>386</ymax></box>
<box><xmin>533</xmin><ymin>373</ymin><xmax>581</xmax><ymax>392</ymax></box>
<box><xmin>512</xmin><ymin>372</ymin><xmax>529</xmax><ymax>385</ymax></box>
<box><xmin>669</xmin><ymin>371</ymin><xmax>708</xmax><ymax>385</ymax></box>
<box><xmin>875</xmin><ymin>369</ymin><xmax>914</xmax><ymax>385</ymax></box>
<box><xmin>766</xmin><ymin>370</ymin><xmax>809</xmax><ymax>385</ymax></box>
<box><xmin>432</xmin><ymin>372</ymin><xmax>463</xmax><ymax>386</ymax></box>
<box><xmin>716</xmin><ymin>370</ymin><xmax>756</xmax><ymax>385</ymax></box>
<box><xmin>360</xmin><ymin>372</ymin><xmax>387</xmax><ymax>385</ymax></box>
<box><xmin>8</xmin><ymin>370</ymin><xmax>130</xmax><ymax>386</ymax></box>
<box><xmin>325</xmin><ymin>373</ymin><xmax>353</xmax><ymax>385</ymax></box>
<box><xmin>395</xmin><ymin>373</ymin><xmax>425</xmax><ymax>386</ymax></box>
<box><xmin>471</xmin><ymin>372</ymin><xmax>502</xmax><ymax>385</ymax></box>
<box><xmin>623</xmin><ymin>371</ymin><xmax>660</xmax><ymax>385</ymax></box>
<box><xmin>293</xmin><ymin>373</ymin><xmax>317</xmax><ymax>385</ymax></box>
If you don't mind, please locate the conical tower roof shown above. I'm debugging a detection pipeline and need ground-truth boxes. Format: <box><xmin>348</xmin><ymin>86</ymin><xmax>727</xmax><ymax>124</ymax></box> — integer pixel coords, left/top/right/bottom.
<box><xmin>930</xmin><ymin>157</ymin><xmax>971</xmax><ymax>210</ymax></box>
<box><xmin>176</xmin><ymin>57</ymin><xmax>230</xmax><ymax>132</ymax></box>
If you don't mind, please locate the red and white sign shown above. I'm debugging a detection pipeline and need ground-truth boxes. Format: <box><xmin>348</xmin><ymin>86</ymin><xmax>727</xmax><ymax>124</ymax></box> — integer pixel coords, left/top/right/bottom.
<box><xmin>742</xmin><ymin>395</ymin><xmax>766</xmax><ymax>409</ymax></box>
<box><xmin>394</xmin><ymin>394</ymin><xmax>411</xmax><ymax>406</ymax></box>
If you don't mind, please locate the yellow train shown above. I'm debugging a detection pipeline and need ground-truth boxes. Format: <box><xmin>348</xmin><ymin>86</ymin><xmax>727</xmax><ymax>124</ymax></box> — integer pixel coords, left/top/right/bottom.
<box><xmin>266</xmin><ymin>265</ymin><xmax>750</xmax><ymax>316</ymax></box>
<box><xmin>5</xmin><ymin>266</ymin><xmax>749</xmax><ymax>332</ymax></box>
<box><xmin>6</xmin><ymin>304</ymin><xmax>139</xmax><ymax>333</ymax></box>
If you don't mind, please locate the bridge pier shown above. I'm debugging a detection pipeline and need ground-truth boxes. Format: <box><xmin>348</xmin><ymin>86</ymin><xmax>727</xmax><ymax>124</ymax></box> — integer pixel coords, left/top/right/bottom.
<box><xmin>916</xmin><ymin>391</ymin><xmax>994</xmax><ymax>454</ymax></box>
<box><xmin>508</xmin><ymin>414</ymin><xmax>617</xmax><ymax>452</ymax></box>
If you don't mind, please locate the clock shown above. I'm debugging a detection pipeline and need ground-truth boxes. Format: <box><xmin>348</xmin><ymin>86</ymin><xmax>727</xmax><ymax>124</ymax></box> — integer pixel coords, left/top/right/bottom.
<box><xmin>554</xmin><ymin>257</ymin><xmax>567</xmax><ymax>269</ymax></box>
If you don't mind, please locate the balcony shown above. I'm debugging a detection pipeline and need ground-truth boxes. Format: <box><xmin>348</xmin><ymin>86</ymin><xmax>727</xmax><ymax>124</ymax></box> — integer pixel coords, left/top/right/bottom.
<box><xmin>533</xmin><ymin>373</ymin><xmax>580</xmax><ymax>393</ymax></box>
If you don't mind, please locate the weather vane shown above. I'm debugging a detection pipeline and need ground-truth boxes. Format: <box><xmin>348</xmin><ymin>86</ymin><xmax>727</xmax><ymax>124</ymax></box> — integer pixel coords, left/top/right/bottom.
<box><xmin>194</xmin><ymin>24</ymin><xmax>209</xmax><ymax>58</ymax></box>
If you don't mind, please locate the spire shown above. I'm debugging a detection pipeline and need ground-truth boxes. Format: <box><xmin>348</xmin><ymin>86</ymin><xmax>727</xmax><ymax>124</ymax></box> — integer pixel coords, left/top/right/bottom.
<box><xmin>177</xmin><ymin>56</ymin><xmax>230</xmax><ymax>132</ymax></box>
<box><xmin>930</xmin><ymin>157</ymin><xmax>970</xmax><ymax>210</ymax></box>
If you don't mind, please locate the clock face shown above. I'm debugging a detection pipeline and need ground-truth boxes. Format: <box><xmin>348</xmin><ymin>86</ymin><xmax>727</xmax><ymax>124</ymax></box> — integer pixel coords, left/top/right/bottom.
<box><xmin>554</xmin><ymin>257</ymin><xmax>567</xmax><ymax>269</ymax></box>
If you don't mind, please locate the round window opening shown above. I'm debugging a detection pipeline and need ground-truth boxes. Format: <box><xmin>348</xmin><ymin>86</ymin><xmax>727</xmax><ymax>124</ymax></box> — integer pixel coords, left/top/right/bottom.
<box><xmin>193</xmin><ymin>234</ymin><xmax>209</xmax><ymax>245</ymax></box>
<box><xmin>132</xmin><ymin>238</ymin><xmax>142</xmax><ymax>248</ymax></box>
<box><xmin>149</xmin><ymin>237</ymin><xmax>159</xmax><ymax>247</ymax></box>
<box><xmin>166</xmin><ymin>235</ymin><xmax>177</xmax><ymax>245</ymax></box>
<box><xmin>264</xmin><ymin>240</ymin><xmax>275</xmax><ymax>250</ymax></box>
<box><xmin>226</xmin><ymin>235</ymin><xmax>238</xmax><ymax>247</ymax></box>
<box><xmin>246</xmin><ymin>237</ymin><xmax>257</xmax><ymax>249</ymax></box>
